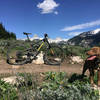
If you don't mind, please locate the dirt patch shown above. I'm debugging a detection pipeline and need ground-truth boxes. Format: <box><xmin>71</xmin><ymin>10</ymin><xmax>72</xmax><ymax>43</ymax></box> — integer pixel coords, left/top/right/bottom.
<box><xmin>0</xmin><ymin>60</ymin><xmax>86</xmax><ymax>76</ymax></box>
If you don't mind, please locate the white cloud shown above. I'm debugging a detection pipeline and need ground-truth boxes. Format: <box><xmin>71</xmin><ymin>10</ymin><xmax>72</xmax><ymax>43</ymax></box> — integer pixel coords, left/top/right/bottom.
<box><xmin>37</xmin><ymin>0</ymin><xmax>59</xmax><ymax>14</ymax></box>
<box><xmin>30</xmin><ymin>34</ymin><xmax>43</xmax><ymax>40</ymax></box>
<box><xmin>54</xmin><ymin>11</ymin><xmax>58</xmax><ymax>15</ymax></box>
<box><xmin>49</xmin><ymin>37</ymin><xmax>68</xmax><ymax>43</ymax></box>
<box><xmin>67</xmin><ymin>32</ymin><xmax>82</xmax><ymax>36</ymax></box>
<box><xmin>61</xmin><ymin>20</ymin><xmax>100</xmax><ymax>31</ymax></box>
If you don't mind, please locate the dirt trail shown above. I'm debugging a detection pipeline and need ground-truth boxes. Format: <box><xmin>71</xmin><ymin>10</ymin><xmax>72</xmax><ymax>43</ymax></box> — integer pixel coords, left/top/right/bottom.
<box><xmin>0</xmin><ymin>60</ymin><xmax>83</xmax><ymax>75</ymax></box>
<box><xmin>0</xmin><ymin>60</ymin><xmax>84</xmax><ymax>75</ymax></box>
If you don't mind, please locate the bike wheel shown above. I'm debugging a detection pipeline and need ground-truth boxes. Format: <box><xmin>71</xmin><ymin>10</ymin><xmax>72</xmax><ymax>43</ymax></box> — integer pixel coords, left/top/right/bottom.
<box><xmin>7</xmin><ymin>44</ymin><xmax>31</xmax><ymax>65</ymax></box>
<box><xmin>44</xmin><ymin>46</ymin><xmax>64</xmax><ymax>65</ymax></box>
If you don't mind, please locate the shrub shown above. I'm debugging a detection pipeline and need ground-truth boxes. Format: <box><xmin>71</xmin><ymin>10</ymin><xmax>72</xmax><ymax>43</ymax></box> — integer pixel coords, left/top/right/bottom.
<box><xmin>68</xmin><ymin>73</ymin><xmax>89</xmax><ymax>83</ymax></box>
<box><xmin>64</xmin><ymin>45</ymin><xmax>90</xmax><ymax>60</ymax></box>
<box><xmin>26</xmin><ymin>72</ymin><xmax>99</xmax><ymax>100</ymax></box>
<box><xmin>0</xmin><ymin>72</ymin><xmax>99</xmax><ymax>100</ymax></box>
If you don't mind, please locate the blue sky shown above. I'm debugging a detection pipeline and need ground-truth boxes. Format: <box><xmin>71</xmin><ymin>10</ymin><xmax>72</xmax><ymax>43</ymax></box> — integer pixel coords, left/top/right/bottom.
<box><xmin>0</xmin><ymin>0</ymin><xmax>100</xmax><ymax>39</ymax></box>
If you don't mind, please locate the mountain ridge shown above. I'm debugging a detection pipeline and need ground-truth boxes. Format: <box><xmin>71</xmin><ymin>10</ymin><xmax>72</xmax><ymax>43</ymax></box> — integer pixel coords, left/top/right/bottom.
<box><xmin>67</xmin><ymin>28</ymin><xmax>100</xmax><ymax>47</ymax></box>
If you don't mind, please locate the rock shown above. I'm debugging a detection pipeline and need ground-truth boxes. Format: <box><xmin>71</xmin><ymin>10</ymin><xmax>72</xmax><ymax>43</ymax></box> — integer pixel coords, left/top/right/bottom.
<box><xmin>1</xmin><ymin>76</ymin><xmax>17</xmax><ymax>85</ymax></box>
<box><xmin>1</xmin><ymin>76</ymin><xmax>24</xmax><ymax>86</ymax></box>
<box><xmin>54</xmin><ymin>58</ymin><xmax>61</xmax><ymax>61</ymax></box>
<box><xmin>70</xmin><ymin>56</ymin><xmax>83</xmax><ymax>64</ymax></box>
<box><xmin>32</xmin><ymin>51</ymin><xmax>44</xmax><ymax>64</ymax></box>
<box><xmin>12</xmin><ymin>65</ymin><xmax>20</xmax><ymax>69</ymax></box>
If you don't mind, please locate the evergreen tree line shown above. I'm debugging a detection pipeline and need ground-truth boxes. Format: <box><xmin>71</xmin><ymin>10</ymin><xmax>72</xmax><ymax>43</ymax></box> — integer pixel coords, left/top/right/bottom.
<box><xmin>0</xmin><ymin>23</ymin><xmax>16</xmax><ymax>40</ymax></box>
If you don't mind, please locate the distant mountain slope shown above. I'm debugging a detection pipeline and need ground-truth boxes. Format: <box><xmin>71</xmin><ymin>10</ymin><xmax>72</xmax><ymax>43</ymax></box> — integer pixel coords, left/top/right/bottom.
<box><xmin>31</xmin><ymin>34</ymin><xmax>68</xmax><ymax>43</ymax></box>
<box><xmin>67</xmin><ymin>29</ymin><xmax>100</xmax><ymax>47</ymax></box>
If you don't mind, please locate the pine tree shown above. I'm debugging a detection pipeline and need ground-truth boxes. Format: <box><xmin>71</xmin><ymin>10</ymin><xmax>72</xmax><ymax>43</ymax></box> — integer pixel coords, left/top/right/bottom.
<box><xmin>0</xmin><ymin>23</ymin><xmax>16</xmax><ymax>39</ymax></box>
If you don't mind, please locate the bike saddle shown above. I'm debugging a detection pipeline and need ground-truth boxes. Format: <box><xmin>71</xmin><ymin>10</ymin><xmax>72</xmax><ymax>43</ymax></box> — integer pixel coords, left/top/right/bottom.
<box><xmin>23</xmin><ymin>32</ymin><xmax>32</xmax><ymax>35</ymax></box>
<box><xmin>44</xmin><ymin>33</ymin><xmax>48</xmax><ymax>38</ymax></box>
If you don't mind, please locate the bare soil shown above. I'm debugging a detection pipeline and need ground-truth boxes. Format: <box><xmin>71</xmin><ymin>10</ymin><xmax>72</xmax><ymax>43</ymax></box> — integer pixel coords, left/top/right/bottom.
<box><xmin>0</xmin><ymin>59</ymin><xmax>85</xmax><ymax>76</ymax></box>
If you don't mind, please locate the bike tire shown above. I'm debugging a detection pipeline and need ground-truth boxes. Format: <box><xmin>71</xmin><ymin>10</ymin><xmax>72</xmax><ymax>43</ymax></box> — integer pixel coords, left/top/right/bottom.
<box><xmin>44</xmin><ymin>46</ymin><xmax>64</xmax><ymax>65</ymax></box>
<box><xmin>7</xmin><ymin>44</ymin><xmax>31</xmax><ymax>65</ymax></box>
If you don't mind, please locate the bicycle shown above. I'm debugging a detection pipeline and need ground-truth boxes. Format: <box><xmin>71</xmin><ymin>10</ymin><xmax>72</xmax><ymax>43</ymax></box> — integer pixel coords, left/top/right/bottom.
<box><xmin>7</xmin><ymin>33</ymin><xmax>64</xmax><ymax>65</ymax></box>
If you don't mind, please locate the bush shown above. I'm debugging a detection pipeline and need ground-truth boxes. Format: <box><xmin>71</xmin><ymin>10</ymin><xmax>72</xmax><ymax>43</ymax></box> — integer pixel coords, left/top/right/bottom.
<box><xmin>63</xmin><ymin>45</ymin><xmax>90</xmax><ymax>60</ymax></box>
<box><xmin>21</xmin><ymin>72</ymin><xmax>99</xmax><ymax>100</ymax></box>
<box><xmin>34</xmin><ymin>83</ymin><xmax>99</xmax><ymax>100</ymax></box>
<box><xmin>68</xmin><ymin>73</ymin><xmax>89</xmax><ymax>83</ymax></box>
<box><xmin>0</xmin><ymin>72</ymin><xmax>99</xmax><ymax>100</ymax></box>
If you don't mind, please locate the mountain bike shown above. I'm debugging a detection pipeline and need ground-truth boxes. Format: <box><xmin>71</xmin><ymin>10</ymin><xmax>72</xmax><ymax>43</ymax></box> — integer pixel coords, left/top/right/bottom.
<box><xmin>7</xmin><ymin>33</ymin><xmax>64</xmax><ymax>65</ymax></box>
